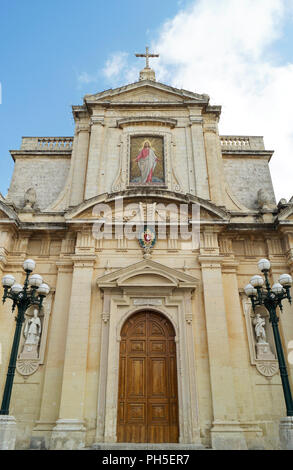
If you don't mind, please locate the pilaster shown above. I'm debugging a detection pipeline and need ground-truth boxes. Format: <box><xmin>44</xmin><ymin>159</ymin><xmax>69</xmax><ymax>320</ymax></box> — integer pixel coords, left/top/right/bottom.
<box><xmin>189</xmin><ymin>115</ymin><xmax>210</xmax><ymax>200</ymax></box>
<box><xmin>199</xmin><ymin>254</ymin><xmax>247</xmax><ymax>449</ymax></box>
<box><xmin>31</xmin><ymin>260</ymin><xmax>73</xmax><ymax>449</ymax></box>
<box><xmin>221</xmin><ymin>259</ymin><xmax>264</xmax><ymax>449</ymax></box>
<box><xmin>203</xmin><ymin>120</ymin><xmax>225</xmax><ymax>206</ymax></box>
<box><xmin>69</xmin><ymin>123</ymin><xmax>90</xmax><ymax>207</ymax></box>
<box><xmin>50</xmin><ymin>254</ymin><xmax>95</xmax><ymax>449</ymax></box>
<box><xmin>84</xmin><ymin>115</ymin><xmax>105</xmax><ymax>200</ymax></box>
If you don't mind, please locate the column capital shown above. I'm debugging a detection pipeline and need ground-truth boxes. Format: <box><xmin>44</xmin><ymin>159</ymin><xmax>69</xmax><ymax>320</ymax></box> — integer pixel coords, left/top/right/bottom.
<box><xmin>189</xmin><ymin>117</ymin><xmax>203</xmax><ymax>125</ymax></box>
<box><xmin>55</xmin><ymin>260</ymin><xmax>74</xmax><ymax>273</ymax></box>
<box><xmin>198</xmin><ymin>255</ymin><xmax>225</xmax><ymax>268</ymax></box>
<box><xmin>71</xmin><ymin>254</ymin><xmax>96</xmax><ymax>268</ymax></box>
<box><xmin>90</xmin><ymin>116</ymin><xmax>104</xmax><ymax>127</ymax></box>
<box><xmin>221</xmin><ymin>259</ymin><xmax>239</xmax><ymax>273</ymax></box>
<box><xmin>76</xmin><ymin>123</ymin><xmax>90</xmax><ymax>134</ymax></box>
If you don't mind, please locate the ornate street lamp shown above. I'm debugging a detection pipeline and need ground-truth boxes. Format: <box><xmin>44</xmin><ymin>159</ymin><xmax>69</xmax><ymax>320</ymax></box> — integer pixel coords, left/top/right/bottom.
<box><xmin>0</xmin><ymin>259</ymin><xmax>50</xmax><ymax>415</ymax></box>
<box><xmin>244</xmin><ymin>258</ymin><xmax>293</xmax><ymax>417</ymax></box>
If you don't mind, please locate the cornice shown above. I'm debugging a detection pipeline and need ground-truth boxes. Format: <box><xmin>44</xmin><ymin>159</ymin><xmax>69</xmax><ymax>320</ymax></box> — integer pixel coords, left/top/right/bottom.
<box><xmin>116</xmin><ymin>117</ymin><xmax>177</xmax><ymax>129</ymax></box>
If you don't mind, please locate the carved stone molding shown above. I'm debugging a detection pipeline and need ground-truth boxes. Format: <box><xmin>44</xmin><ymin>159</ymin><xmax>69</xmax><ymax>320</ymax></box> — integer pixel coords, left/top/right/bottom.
<box><xmin>185</xmin><ymin>313</ymin><xmax>193</xmax><ymax>324</ymax></box>
<box><xmin>255</xmin><ymin>361</ymin><xmax>279</xmax><ymax>377</ymax></box>
<box><xmin>101</xmin><ymin>312</ymin><xmax>110</xmax><ymax>323</ymax></box>
<box><xmin>16</xmin><ymin>359</ymin><xmax>39</xmax><ymax>376</ymax></box>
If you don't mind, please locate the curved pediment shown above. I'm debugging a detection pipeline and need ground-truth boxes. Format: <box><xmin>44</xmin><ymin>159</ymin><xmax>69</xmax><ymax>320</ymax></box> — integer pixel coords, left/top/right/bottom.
<box><xmin>65</xmin><ymin>191</ymin><xmax>230</xmax><ymax>224</ymax></box>
<box><xmin>0</xmin><ymin>201</ymin><xmax>20</xmax><ymax>225</ymax></box>
<box><xmin>97</xmin><ymin>259</ymin><xmax>198</xmax><ymax>289</ymax></box>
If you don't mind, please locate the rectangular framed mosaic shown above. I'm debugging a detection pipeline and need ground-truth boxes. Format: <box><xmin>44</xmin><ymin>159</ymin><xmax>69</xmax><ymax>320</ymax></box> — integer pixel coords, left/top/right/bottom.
<box><xmin>129</xmin><ymin>135</ymin><xmax>165</xmax><ymax>186</ymax></box>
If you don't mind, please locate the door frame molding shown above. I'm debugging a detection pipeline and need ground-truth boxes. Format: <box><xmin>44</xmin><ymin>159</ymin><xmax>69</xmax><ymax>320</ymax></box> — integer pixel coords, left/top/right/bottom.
<box><xmin>95</xmin><ymin>260</ymin><xmax>202</xmax><ymax>444</ymax></box>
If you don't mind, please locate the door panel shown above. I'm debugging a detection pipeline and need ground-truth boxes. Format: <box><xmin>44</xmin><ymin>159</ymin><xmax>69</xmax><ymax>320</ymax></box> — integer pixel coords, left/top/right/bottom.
<box><xmin>117</xmin><ymin>311</ymin><xmax>179</xmax><ymax>443</ymax></box>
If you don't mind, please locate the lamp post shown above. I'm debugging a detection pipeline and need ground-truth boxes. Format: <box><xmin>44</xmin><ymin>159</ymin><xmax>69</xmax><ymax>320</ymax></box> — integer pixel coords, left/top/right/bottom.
<box><xmin>244</xmin><ymin>259</ymin><xmax>293</xmax><ymax>449</ymax></box>
<box><xmin>245</xmin><ymin>259</ymin><xmax>293</xmax><ymax>415</ymax></box>
<box><xmin>0</xmin><ymin>259</ymin><xmax>50</xmax><ymax>416</ymax></box>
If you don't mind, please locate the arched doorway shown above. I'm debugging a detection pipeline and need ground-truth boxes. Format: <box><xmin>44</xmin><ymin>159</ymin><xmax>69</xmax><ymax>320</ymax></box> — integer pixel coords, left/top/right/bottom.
<box><xmin>117</xmin><ymin>311</ymin><xmax>179</xmax><ymax>443</ymax></box>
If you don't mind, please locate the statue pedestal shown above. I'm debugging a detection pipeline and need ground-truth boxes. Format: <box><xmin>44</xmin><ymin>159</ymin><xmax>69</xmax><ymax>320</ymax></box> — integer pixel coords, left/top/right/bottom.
<box><xmin>256</xmin><ymin>342</ymin><xmax>275</xmax><ymax>360</ymax></box>
<box><xmin>0</xmin><ymin>415</ymin><xmax>17</xmax><ymax>450</ymax></box>
<box><xmin>20</xmin><ymin>343</ymin><xmax>38</xmax><ymax>359</ymax></box>
<box><xmin>280</xmin><ymin>417</ymin><xmax>293</xmax><ymax>450</ymax></box>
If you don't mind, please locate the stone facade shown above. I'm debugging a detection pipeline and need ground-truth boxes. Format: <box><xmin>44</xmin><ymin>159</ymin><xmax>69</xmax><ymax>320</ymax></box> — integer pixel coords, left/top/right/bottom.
<box><xmin>0</xmin><ymin>66</ymin><xmax>293</xmax><ymax>450</ymax></box>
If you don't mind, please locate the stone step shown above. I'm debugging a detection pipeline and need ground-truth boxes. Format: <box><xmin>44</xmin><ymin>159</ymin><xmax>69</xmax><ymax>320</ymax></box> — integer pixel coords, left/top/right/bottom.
<box><xmin>91</xmin><ymin>443</ymin><xmax>209</xmax><ymax>450</ymax></box>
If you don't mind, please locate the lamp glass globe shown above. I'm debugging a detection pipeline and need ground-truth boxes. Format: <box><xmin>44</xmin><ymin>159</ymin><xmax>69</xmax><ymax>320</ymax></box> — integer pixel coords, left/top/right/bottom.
<box><xmin>23</xmin><ymin>259</ymin><xmax>36</xmax><ymax>272</ymax></box>
<box><xmin>257</xmin><ymin>259</ymin><xmax>271</xmax><ymax>272</ymax></box>
<box><xmin>2</xmin><ymin>274</ymin><xmax>15</xmax><ymax>287</ymax></box>
<box><xmin>279</xmin><ymin>274</ymin><xmax>293</xmax><ymax>287</ymax></box>
<box><xmin>271</xmin><ymin>283</ymin><xmax>284</xmax><ymax>295</ymax></box>
<box><xmin>11</xmin><ymin>283</ymin><xmax>23</xmax><ymax>294</ymax></box>
<box><xmin>29</xmin><ymin>274</ymin><xmax>43</xmax><ymax>287</ymax></box>
<box><xmin>37</xmin><ymin>283</ymin><xmax>50</xmax><ymax>296</ymax></box>
<box><xmin>250</xmin><ymin>275</ymin><xmax>264</xmax><ymax>288</ymax></box>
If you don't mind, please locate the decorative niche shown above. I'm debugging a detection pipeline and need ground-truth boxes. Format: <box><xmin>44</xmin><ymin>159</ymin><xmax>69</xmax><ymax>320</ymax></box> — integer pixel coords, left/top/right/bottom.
<box><xmin>16</xmin><ymin>293</ymin><xmax>53</xmax><ymax>376</ymax></box>
<box><xmin>240</xmin><ymin>292</ymin><xmax>279</xmax><ymax>378</ymax></box>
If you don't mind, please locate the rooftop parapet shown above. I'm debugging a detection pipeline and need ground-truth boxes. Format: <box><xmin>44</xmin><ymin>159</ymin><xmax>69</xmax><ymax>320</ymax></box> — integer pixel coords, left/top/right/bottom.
<box><xmin>20</xmin><ymin>137</ymin><xmax>73</xmax><ymax>151</ymax></box>
<box><xmin>220</xmin><ymin>135</ymin><xmax>265</xmax><ymax>151</ymax></box>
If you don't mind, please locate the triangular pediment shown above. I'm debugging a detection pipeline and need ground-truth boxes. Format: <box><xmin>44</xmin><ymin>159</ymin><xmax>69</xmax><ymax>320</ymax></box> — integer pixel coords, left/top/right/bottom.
<box><xmin>97</xmin><ymin>259</ymin><xmax>198</xmax><ymax>289</ymax></box>
<box><xmin>85</xmin><ymin>80</ymin><xmax>209</xmax><ymax>106</ymax></box>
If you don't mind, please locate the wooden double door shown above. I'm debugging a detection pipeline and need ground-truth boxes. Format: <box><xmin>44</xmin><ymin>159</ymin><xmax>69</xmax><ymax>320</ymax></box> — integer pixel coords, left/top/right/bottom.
<box><xmin>117</xmin><ymin>311</ymin><xmax>179</xmax><ymax>443</ymax></box>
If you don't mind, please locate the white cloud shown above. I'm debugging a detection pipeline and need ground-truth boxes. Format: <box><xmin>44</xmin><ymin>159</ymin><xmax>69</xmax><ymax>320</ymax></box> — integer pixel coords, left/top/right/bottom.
<box><xmin>150</xmin><ymin>0</ymin><xmax>293</xmax><ymax>201</ymax></box>
<box><xmin>103</xmin><ymin>52</ymin><xmax>129</xmax><ymax>80</ymax></box>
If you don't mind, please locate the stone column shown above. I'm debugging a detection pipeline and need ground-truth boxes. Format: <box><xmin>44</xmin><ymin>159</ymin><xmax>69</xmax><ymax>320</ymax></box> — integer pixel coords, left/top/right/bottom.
<box><xmin>199</xmin><ymin>254</ymin><xmax>247</xmax><ymax>449</ymax></box>
<box><xmin>84</xmin><ymin>116</ymin><xmax>105</xmax><ymax>200</ymax></box>
<box><xmin>221</xmin><ymin>259</ymin><xmax>264</xmax><ymax>449</ymax></box>
<box><xmin>50</xmin><ymin>254</ymin><xmax>95</xmax><ymax>449</ymax></box>
<box><xmin>189</xmin><ymin>117</ymin><xmax>210</xmax><ymax>200</ymax></box>
<box><xmin>69</xmin><ymin>123</ymin><xmax>90</xmax><ymax>207</ymax></box>
<box><xmin>31</xmin><ymin>260</ymin><xmax>73</xmax><ymax>449</ymax></box>
<box><xmin>203</xmin><ymin>120</ymin><xmax>225</xmax><ymax>206</ymax></box>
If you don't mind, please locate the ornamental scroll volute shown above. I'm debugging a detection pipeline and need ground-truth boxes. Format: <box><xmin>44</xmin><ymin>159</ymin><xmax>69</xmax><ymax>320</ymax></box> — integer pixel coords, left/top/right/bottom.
<box><xmin>241</xmin><ymin>293</ymin><xmax>278</xmax><ymax>378</ymax></box>
<box><xmin>16</xmin><ymin>293</ymin><xmax>53</xmax><ymax>376</ymax></box>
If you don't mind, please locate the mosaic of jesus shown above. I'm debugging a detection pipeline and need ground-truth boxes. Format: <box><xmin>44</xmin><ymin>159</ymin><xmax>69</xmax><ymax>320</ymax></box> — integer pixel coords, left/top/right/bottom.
<box><xmin>130</xmin><ymin>136</ymin><xmax>164</xmax><ymax>185</ymax></box>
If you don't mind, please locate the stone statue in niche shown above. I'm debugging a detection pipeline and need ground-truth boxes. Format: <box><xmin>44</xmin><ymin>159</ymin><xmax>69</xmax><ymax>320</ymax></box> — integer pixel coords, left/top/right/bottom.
<box><xmin>253</xmin><ymin>313</ymin><xmax>267</xmax><ymax>343</ymax></box>
<box><xmin>21</xmin><ymin>308</ymin><xmax>42</xmax><ymax>359</ymax></box>
<box><xmin>252</xmin><ymin>313</ymin><xmax>275</xmax><ymax>360</ymax></box>
<box><xmin>23</xmin><ymin>187</ymin><xmax>37</xmax><ymax>211</ymax></box>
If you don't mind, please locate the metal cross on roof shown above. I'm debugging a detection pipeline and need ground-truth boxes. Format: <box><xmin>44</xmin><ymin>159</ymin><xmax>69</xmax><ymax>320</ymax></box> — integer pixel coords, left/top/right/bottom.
<box><xmin>135</xmin><ymin>46</ymin><xmax>159</xmax><ymax>69</ymax></box>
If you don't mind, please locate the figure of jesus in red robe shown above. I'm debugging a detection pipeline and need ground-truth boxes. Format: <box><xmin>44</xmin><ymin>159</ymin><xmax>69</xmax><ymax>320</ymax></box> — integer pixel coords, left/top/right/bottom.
<box><xmin>135</xmin><ymin>141</ymin><xmax>158</xmax><ymax>183</ymax></box>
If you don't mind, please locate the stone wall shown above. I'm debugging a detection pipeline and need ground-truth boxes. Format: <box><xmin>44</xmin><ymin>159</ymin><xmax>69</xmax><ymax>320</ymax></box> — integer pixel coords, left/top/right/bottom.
<box><xmin>223</xmin><ymin>157</ymin><xmax>276</xmax><ymax>210</ymax></box>
<box><xmin>7</xmin><ymin>156</ymin><xmax>70</xmax><ymax>210</ymax></box>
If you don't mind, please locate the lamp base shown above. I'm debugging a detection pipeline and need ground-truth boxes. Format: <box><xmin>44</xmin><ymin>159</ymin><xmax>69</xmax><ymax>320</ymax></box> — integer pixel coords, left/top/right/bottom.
<box><xmin>280</xmin><ymin>417</ymin><xmax>293</xmax><ymax>450</ymax></box>
<box><xmin>0</xmin><ymin>415</ymin><xmax>17</xmax><ymax>450</ymax></box>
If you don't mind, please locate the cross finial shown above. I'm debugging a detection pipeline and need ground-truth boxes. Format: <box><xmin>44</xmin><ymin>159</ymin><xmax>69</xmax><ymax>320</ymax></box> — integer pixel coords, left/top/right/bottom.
<box><xmin>135</xmin><ymin>46</ymin><xmax>159</xmax><ymax>69</ymax></box>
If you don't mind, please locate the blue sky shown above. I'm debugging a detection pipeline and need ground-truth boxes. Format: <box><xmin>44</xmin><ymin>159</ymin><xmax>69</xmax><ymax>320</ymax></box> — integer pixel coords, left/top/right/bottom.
<box><xmin>0</xmin><ymin>0</ymin><xmax>292</xmax><ymax>200</ymax></box>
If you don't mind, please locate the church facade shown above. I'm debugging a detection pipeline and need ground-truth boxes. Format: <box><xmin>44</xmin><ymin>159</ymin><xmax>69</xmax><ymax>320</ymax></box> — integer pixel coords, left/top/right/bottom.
<box><xmin>0</xmin><ymin>61</ymin><xmax>293</xmax><ymax>450</ymax></box>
